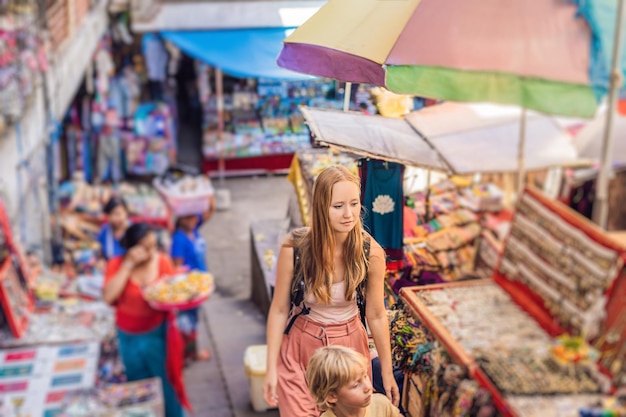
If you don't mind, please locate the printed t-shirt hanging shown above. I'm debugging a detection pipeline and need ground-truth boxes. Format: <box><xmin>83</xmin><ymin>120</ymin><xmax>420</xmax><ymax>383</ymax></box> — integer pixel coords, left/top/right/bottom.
<box><xmin>361</xmin><ymin>160</ymin><xmax>404</xmax><ymax>260</ymax></box>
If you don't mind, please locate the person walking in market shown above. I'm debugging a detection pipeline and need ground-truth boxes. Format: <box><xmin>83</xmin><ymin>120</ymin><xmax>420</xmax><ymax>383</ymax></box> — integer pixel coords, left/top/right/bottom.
<box><xmin>102</xmin><ymin>223</ymin><xmax>191</xmax><ymax>417</ymax></box>
<box><xmin>263</xmin><ymin>165</ymin><xmax>400</xmax><ymax>416</ymax></box>
<box><xmin>98</xmin><ymin>197</ymin><xmax>132</xmax><ymax>261</ymax></box>
<box><xmin>170</xmin><ymin>194</ymin><xmax>216</xmax><ymax>364</ymax></box>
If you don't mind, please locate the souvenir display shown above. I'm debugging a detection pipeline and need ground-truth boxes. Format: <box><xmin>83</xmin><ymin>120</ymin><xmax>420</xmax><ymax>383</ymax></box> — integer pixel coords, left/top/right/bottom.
<box><xmin>388</xmin><ymin>302</ymin><xmax>437</xmax><ymax>374</ymax></box>
<box><xmin>143</xmin><ymin>271</ymin><xmax>214</xmax><ymax>310</ymax></box>
<box><xmin>498</xmin><ymin>190</ymin><xmax>622</xmax><ymax>341</ymax></box>
<box><xmin>474</xmin><ymin>230</ymin><xmax>503</xmax><ymax>278</ymax></box>
<box><xmin>390</xmin><ymin>301</ymin><xmax>499</xmax><ymax>417</ymax></box>
<box><xmin>458</xmin><ymin>184</ymin><xmax>503</xmax><ymax>212</ymax></box>
<box><xmin>201</xmin><ymin>77</ymin><xmax>341</xmax><ymax>162</ymax></box>
<box><xmin>400</xmin><ymin>179</ymin><xmax>509</xmax><ymax>287</ymax></box>
<box><xmin>100</xmin><ymin>378</ymin><xmax>164</xmax><ymax>416</ymax></box>
<box><xmin>0</xmin><ymin>300</ymin><xmax>115</xmax><ymax>347</ymax></box>
<box><xmin>59</xmin><ymin>389</ymin><xmax>102</xmax><ymax>417</ymax></box>
<box><xmin>506</xmin><ymin>394</ymin><xmax>620</xmax><ymax>417</ymax></box>
<box><xmin>32</xmin><ymin>269</ymin><xmax>66</xmax><ymax>307</ymax></box>
<box><xmin>57</xmin><ymin>378</ymin><xmax>164</xmax><ymax>417</ymax></box>
<box><xmin>126</xmin><ymin>102</ymin><xmax>177</xmax><ymax>176</ymax></box>
<box><xmin>398</xmin><ymin>276</ymin><xmax>622</xmax><ymax>417</ymax></box>
<box><xmin>404</xmin><ymin>209</ymin><xmax>483</xmax><ymax>282</ymax></box>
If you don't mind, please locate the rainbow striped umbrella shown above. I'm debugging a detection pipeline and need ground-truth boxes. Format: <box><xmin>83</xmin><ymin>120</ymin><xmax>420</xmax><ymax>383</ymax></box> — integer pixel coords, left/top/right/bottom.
<box><xmin>277</xmin><ymin>0</ymin><xmax>620</xmax><ymax>118</ymax></box>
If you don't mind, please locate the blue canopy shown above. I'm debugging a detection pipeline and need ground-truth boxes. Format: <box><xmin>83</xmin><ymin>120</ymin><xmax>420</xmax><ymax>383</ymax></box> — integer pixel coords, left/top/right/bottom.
<box><xmin>571</xmin><ymin>0</ymin><xmax>626</xmax><ymax>99</ymax></box>
<box><xmin>161</xmin><ymin>28</ymin><xmax>311</xmax><ymax>80</ymax></box>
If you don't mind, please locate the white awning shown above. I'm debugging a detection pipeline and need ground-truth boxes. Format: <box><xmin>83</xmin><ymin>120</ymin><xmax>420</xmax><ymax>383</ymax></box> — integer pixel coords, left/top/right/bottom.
<box><xmin>406</xmin><ymin>103</ymin><xmax>582</xmax><ymax>174</ymax></box>
<box><xmin>301</xmin><ymin>107</ymin><xmax>448</xmax><ymax>172</ymax></box>
<box><xmin>301</xmin><ymin>103</ymin><xmax>585</xmax><ymax>174</ymax></box>
<box><xmin>574</xmin><ymin>108</ymin><xmax>626</xmax><ymax>168</ymax></box>
<box><xmin>132</xmin><ymin>1</ymin><xmax>325</xmax><ymax>32</ymax></box>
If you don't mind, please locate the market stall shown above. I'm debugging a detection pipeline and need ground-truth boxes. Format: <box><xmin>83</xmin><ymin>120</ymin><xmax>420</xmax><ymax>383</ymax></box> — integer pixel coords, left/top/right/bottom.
<box><xmin>200</xmin><ymin>78</ymin><xmax>353</xmax><ymax>176</ymax></box>
<box><xmin>0</xmin><ymin>197</ymin><xmax>138</xmax><ymax>416</ymax></box>
<box><xmin>158</xmin><ymin>27</ymin><xmax>349</xmax><ymax>176</ymax></box>
<box><xmin>393</xmin><ymin>188</ymin><xmax>626</xmax><ymax>417</ymax></box>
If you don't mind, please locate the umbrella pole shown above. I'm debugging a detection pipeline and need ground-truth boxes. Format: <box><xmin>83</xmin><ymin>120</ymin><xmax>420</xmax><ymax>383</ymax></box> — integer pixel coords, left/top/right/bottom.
<box><xmin>517</xmin><ymin>108</ymin><xmax>527</xmax><ymax>196</ymax></box>
<box><xmin>592</xmin><ymin>0</ymin><xmax>626</xmax><ymax>229</ymax></box>
<box><xmin>216</xmin><ymin>67</ymin><xmax>225</xmax><ymax>187</ymax></box>
<box><xmin>343</xmin><ymin>82</ymin><xmax>352</xmax><ymax>112</ymax></box>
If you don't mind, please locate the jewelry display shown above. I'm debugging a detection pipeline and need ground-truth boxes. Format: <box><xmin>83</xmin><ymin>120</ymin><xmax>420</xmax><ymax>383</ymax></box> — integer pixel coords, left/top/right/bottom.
<box><xmin>0</xmin><ymin>300</ymin><xmax>115</xmax><ymax>348</ymax></box>
<box><xmin>475</xmin><ymin>350</ymin><xmax>599</xmax><ymax>395</ymax></box>
<box><xmin>390</xmin><ymin>301</ymin><xmax>499</xmax><ymax>417</ymax></box>
<box><xmin>401</xmin><ymin>280</ymin><xmax>609</xmax><ymax>417</ymax></box>
<box><xmin>506</xmin><ymin>394</ymin><xmax>607</xmax><ymax>417</ymax></box>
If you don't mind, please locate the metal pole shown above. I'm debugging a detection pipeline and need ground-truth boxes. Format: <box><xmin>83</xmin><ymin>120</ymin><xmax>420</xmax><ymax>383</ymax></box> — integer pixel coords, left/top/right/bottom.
<box><xmin>592</xmin><ymin>0</ymin><xmax>625</xmax><ymax>228</ymax></box>
<box><xmin>38</xmin><ymin>0</ymin><xmax>63</xmax><ymax>263</ymax></box>
<box><xmin>517</xmin><ymin>108</ymin><xmax>527</xmax><ymax>196</ymax></box>
<box><xmin>343</xmin><ymin>82</ymin><xmax>352</xmax><ymax>112</ymax></box>
<box><xmin>216</xmin><ymin>68</ymin><xmax>225</xmax><ymax>187</ymax></box>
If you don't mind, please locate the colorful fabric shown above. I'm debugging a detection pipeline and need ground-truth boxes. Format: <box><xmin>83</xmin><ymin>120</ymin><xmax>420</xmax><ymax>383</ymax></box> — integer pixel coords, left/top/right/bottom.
<box><xmin>277</xmin><ymin>0</ymin><xmax>619</xmax><ymax>118</ymax></box>
<box><xmin>386</xmin><ymin>65</ymin><xmax>597</xmax><ymax>118</ymax></box>
<box><xmin>277</xmin><ymin>315</ymin><xmax>371</xmax><ymax>417</ymax></box>
<box><xmin>117</xmin><ymin>322</ymin><xmax>187</xmax><ymax>417</ymax></box>
<box><xmin>178</xmin><ymin>307</ymin><xmax>199</xmax><ymax>361</ymax></box>
<box><xmin>361</xmin><ymin>160</ymin><xmax>404</xmax><ymax>258</ymax></box>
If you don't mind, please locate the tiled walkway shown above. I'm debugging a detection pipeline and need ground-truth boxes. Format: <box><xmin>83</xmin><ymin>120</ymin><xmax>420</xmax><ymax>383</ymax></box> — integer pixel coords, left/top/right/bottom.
<box><xmin>184</xmin><ymin>176</ymin><xmax>289</xmax><ymax>417</ymax></box>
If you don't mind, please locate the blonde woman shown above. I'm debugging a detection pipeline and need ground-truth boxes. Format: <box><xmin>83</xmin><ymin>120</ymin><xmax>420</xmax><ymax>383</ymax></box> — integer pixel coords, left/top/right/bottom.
<box><xmin>263</xmin><ymin>166</ymin><xmax>400</xmax><ymax>416</ymax></box>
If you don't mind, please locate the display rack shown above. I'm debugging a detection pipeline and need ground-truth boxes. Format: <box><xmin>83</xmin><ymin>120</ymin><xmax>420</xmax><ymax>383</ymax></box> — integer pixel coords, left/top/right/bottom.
<box><xmin>400</xmin><ymin>280</ymin><xmax>606</xmax><ymax>417</ymax></box>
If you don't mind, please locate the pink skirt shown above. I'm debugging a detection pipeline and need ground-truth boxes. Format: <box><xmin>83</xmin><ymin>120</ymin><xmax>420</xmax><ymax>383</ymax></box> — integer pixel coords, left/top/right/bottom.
<box><xmin>277</xmin><ymin>314</ymin><xmax>371</xmax><ymax>417</ymax></box>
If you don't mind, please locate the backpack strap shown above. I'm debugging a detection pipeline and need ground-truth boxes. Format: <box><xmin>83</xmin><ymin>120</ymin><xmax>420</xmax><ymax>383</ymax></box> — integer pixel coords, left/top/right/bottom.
<box><xmin>284</xmin><ymin>246</ymin><xmax>310</xmax><ymax>335</ymax></box>
<box><xmin>356</xmin><ymin>236</ymin><xmax>371</xmax><ymax>327</ymax></box>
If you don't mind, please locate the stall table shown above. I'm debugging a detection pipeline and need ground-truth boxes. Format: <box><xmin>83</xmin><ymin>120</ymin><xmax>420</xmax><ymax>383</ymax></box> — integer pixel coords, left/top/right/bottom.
<box><xmin>400</xmin><ymin>281</ymin><xmax>607</xmax><ymax>417</ymax></box>
<box><xmin>250</xmin><ymin>219</ymin><xmax>289</xmax><ymax>316</ymax></box>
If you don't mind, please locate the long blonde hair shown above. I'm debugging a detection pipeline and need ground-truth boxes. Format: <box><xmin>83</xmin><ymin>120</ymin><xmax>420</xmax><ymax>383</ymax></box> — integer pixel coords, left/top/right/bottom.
<box><xmin>293</xmin><ymin>165</ymin><xmax>367</xmax><ymax>304</ymax></box>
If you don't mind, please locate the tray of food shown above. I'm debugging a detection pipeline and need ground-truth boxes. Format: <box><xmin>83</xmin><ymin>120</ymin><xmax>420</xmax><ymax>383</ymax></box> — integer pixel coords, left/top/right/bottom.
<box><xmin>143</xmin><ymin>271</ymin><xmax>215</xmax><ymax>311</ymax></box>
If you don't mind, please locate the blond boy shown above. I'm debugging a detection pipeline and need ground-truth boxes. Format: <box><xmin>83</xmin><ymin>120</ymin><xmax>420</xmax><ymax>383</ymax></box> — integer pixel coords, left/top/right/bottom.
<box><xmin>306</xmin><ymin>346</ymin><xmax>400</xmax><ymax>417</ymax></box>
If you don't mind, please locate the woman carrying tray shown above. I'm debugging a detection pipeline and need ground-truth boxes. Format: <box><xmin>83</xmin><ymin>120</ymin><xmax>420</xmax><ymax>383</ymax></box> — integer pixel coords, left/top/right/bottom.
<box><xmin>103</xmin><ymin>223</ymin><xmax>191</xmax><ymax>417</ymax></box>
<box><xmin>263</xmin><ymin>165</ymin><xmax>400</xmax><ymax>416</ymax></box>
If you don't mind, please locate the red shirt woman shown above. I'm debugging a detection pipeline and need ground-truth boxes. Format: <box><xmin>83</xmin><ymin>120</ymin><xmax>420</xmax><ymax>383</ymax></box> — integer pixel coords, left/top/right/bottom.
<box><xmin>103</xmin><ymin>223</ymin><xmax>190</xmax><ymax>417</ymax></box>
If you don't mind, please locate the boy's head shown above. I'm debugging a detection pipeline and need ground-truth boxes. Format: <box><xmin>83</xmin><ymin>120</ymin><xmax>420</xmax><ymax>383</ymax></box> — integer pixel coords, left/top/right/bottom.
<box><xmin>306</xmin><ymin>346</ymin><xmax>372</xmax><ymax>412</ymax></box>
